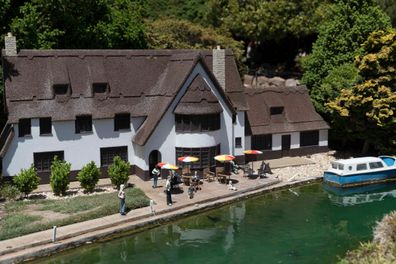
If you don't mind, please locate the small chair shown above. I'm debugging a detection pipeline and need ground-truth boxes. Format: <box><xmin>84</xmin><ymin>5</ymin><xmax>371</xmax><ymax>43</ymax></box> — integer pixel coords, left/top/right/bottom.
<box><xmin>203</xmin><ymin>168</ymin><xmax>215</xmax><ymax>182</ymax></box>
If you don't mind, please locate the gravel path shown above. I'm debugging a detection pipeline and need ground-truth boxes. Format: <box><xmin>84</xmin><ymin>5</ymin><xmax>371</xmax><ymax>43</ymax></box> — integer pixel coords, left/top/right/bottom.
<box><xmin>272</xmin><ymin>151</ymin><xmax>342</xmax><ymax>182</ymax></box>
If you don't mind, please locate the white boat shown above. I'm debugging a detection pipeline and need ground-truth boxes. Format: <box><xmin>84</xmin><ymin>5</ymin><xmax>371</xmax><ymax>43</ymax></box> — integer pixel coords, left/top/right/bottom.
<box><xmin>323</xmin><ymin>156</ymin><xmax>396</xmax><ymax>187</ymax></box>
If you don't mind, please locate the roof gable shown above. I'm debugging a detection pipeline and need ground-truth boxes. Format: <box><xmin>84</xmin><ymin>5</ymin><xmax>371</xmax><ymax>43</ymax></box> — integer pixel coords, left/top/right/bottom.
<box><xmin>245</xmin><ymin>86</ymin><xmax>329</xmax><ymax>135</ymax></box>
<box><xmin>173</xmin><ymin>74</ymin><xmax>223</xmax><ymax>115</ymax></box>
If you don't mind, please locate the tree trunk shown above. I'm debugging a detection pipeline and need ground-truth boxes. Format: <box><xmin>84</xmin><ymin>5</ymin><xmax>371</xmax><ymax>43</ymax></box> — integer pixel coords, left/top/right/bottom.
<box><xmin>362</xmin><ymin>140</ymin><xmax>370</xmax><ymax>154</ymax></box>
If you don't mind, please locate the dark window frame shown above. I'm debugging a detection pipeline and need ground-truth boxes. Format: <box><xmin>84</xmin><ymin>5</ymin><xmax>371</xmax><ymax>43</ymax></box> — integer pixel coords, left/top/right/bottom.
<box><xmin>18</xmin><ymin>118</ymin><xmax>31</xmax><ymax>137</ymax></box>
<box><xmin>114</xmin><ymin>113</ymin><xmax>131</xmax><ymax>131</ymax></box>
<box><xmin>53</xmin><ymin>84</ymin><xmax>69</xmax><ymax>95</ymax></box>
<box><xmin>252</xmin><ymin>134</ymin><xmax>272</xmax><ymax>150</ymax></box>
<box><xmin>75</xmin><ymin>115</ymin><xmax>92</xmax><ymax>134</ymax></box>
<box><xmin>34</xmin><ymin>151</ymin><xmax>64</xmax><ymax>172</ymax></box>
<box><xmin>300</xmin><ymin>130</ymin><xmax>319</xmax><ymax>147</ymax></box>
<box><xmin>176</xmin><ymin>145</ymin><xmax>220</xmax><ymax>170</ymax></box>
<box><xmin>270</xmin><ymin>106</ymin><xmax>284</xmax><ymax>115</ymax></box>
<box><xmin>235</xmin><ymin>137</ymin><xmax>242</xmax><ymax>148</ymax></box>
<box><xmin>175</xmin><ymin>114</ymin><xmax>220</xmax><ymax>132</ymax></box>
<box><xmin>39</xmin><ymin>117</ymin><xmax>52</xmax><ymax>135</ymax></box>
<box><xmin>356</xmin><ymin>163</ymin><xmax>368</xmax><ymax>171</ymax></box>
<box><xmin>93</xmin><ymin>83</ymin><xmax>109</xmax><ymax>94</ymax></box>
<box><xmin>100</xmin><ymin>146</ymin><xmax>128</xmax><ymax>167</ymax></box>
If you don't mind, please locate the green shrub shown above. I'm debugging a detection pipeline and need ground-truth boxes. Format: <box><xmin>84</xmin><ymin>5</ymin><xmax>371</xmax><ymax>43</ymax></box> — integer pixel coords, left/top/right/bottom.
<box><xmin>77</xmin><ymin>161</ymin><xmax>100</xmax><ymax>193</ymax></box>
<box><xmin>50</xmin><ymin>156</ymin><xmax>71</xmax><ymax>196</ymax></box>
<box><xmin>108</xmin><ymin>156</ymin><xmax>130</xmax><ymax>189</ymax></box>
<box><xmin>0</xmin><ymin>183</ymin><xmax>21</xmax><ymax>201</ymax></box>
<box><xmin>13</xmin><ymin>165</ymin><xmax>40</xmax><ymax>197</ymax></box>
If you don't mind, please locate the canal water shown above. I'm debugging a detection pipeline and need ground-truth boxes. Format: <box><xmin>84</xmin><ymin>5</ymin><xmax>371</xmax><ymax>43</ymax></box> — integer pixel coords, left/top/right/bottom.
<box><xmin>35</xmin><ymin>183</ymin><xmax>396</xmax><ymax>264</ymax></box>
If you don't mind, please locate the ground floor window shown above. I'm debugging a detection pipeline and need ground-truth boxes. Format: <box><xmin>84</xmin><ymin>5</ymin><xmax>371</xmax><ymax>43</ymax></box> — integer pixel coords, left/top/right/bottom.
<box><xmin>34</xmin><ymin>151</ymin><xmax>64</xmax><ymax>172</ymax></box>
<box><xmin>300</xmin><ymin>130</ymin><xmax>319</xmax><ymax>147</ymax></box>
<box><xmin>176</xmin><ymin>145</ymin><xmax>220</xmax><ymax>170</ymax></box>
<box><xmin>252</xmin><ymin>134</ymin><xmax>272</xmax><ymax>150</ymax></box>
<box><xmin>100</xmin><ymin>146</ymin><xmax>128</xmax><ymax>167</ymax></box>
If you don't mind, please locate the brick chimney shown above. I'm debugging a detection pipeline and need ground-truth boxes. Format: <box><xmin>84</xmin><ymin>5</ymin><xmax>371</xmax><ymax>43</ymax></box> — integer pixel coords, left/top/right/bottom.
<box><xmin>4</xmin><ymin>32</ymin><xmax>17</xmax><ymax>56</ymax></box>
<box><xmin>212</xmin><ymin>45</ymin><xmax>225</xmax><ymax>90</ymax></box>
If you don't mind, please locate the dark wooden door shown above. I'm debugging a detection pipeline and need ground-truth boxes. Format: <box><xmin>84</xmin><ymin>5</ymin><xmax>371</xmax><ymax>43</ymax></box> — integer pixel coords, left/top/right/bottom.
<box><xmin>281</xmin><ymin>135</ymin><xmax>291</xmax><ymax>156</ymax></box>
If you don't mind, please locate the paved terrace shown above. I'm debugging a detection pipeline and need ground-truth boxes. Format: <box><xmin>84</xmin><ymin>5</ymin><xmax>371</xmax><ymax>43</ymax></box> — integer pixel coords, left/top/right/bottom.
<box><xmin>0</xmin><ymin>157</ymin><xmax>319</xmax><ymax>264</ymax></box>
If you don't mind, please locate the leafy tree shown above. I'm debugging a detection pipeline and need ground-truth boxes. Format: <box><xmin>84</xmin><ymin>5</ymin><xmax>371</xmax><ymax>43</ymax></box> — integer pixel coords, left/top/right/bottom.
<box><xmin>13</xmin><ymin>165</ymin><xmax>40</xmax><ymax>197</ymax></box>
<box><xmin>311</xmin><ymin>63</ymin><xmax>360</xmax><ymax>115</ymax></box>
<box><xmin>145</xmin><ymin>18</ymin><xmax>244</xmax><ymax>70</ymax></box>
<box><xmin>77</xmin><ymin>161</ymin><xmax>100</xmax><ymax>193</ymax></box>
<box><xmin>145</xmin><ymin>0</ymin><xmax>209</xmax><ymax>25</ymax></box>
<box><xmin>327</xmin><ymin>29</ymin><xmax>396</xmax><ymax>153</ymax></box>
<box><xmin>301</xmin><ymin>0</ymin><xmax>391</xmax><ymax>113</ymax></box>
<box><xmin>50</xmin><ymin>156</ymin><xmax>71</xmax><ymax>196</ymax></box>
<box><xmin>10</xmin><ymin>0</ymin><xmax>147</xmax><ymax>49</ymax></box>
<box><xmin>108</xmin><ymin>156</ymin><xmax>130</xmax><ymax>189</ymax></box>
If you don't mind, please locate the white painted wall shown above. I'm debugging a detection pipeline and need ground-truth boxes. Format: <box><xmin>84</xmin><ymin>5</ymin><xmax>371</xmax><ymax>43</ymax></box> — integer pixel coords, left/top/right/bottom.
<box><xmin>2</xmin><ymin>117</ymin><xmax>145</xmax><ymax>176</ymax></box>
<box><xmin>234</xmin><ymin>111</ymin><xmax>245</xmax><ymax>156</ymax></box>
<box><xmin>245</xmin><ymin>135</ymin><xmax>251</xmax><ymax>150</ymax></box>
<box><xmin>272</xmin><ymin>132</ymin><xmax>299</xmax><ymax>150</ymax></box>
<box><xmin>319</xmin><ymin>129</ymin><xmax>328</xmax><ymax>146</ymax></box>
<box><xmin>139</xmin><ymin>63</ymin><xmax>239</xmax><ymax>170</ymax></box>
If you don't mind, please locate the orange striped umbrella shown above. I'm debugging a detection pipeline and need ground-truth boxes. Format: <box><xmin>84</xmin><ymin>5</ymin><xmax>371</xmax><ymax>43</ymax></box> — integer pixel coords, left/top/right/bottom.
<box><xmin>177</xmin><ymin>156</ymin><xmax>199</xmax><ymax>163</ymax></box>
<box><xmin>160</xmin><ymin>163</ymin><xmax>179</xmax><ymax>170</ymax></box>
<box><xmin>243</xmin><ymin>150</ymin><xmax>263</xmax><ymax>155</ymax></box>
<box><xmin>214</xmin><ymin>154</ymin><xmax>235</xmax><ymax>162</ymax></box>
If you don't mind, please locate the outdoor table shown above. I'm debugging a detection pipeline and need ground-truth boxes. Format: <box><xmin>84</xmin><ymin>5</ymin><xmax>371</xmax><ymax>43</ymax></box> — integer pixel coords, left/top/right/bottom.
<box><xmin>182</xmin><ymin>174</ymin><xmax>193</xmax><ymax>186</ymax></box>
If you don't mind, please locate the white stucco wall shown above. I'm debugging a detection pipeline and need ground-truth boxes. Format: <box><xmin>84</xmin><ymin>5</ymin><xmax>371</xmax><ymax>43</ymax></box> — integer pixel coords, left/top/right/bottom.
<box><xmin>2</xmin><ymin>117</ymin><xmax>145</xmax><ymax>176</ymax></box>
<box><xmin>139</xmin><ymin>63</ymin><xmax>240</xmax><ymax>170</ymax></box>
<box><xmin>319</xmin><ymin>129</ymin><xmax>328</xmax><ymax>146</ymax></box>
<box><xmin>272</xmin><ymin>132</ymin><xmax>300</xmax><ymax>150</ymax></box>
<box><xmin>233</xmin><ymin>111</ymin><xmax>245</xmax><ymax>156</ymax></box>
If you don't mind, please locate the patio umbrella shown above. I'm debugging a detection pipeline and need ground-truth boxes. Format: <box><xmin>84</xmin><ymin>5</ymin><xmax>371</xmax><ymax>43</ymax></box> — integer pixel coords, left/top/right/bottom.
<box><xmin>243</xmin><ymin>150</ymin><xmax>263</xmax><ymax>170</ymax></box>
<box><xmin>159</xmin><ymin>163</ymin><xmax>179</xmax><ymax>170</ymax></box>
<box><xmin>156</xmin><ymin>162</ymin><xmax>166</xmax><ymax>168</ymax></box>
<box><xmin>214</xmin><ymin>154</ymin><xmax>235</xmax><ymax>182</ymax></box>
<box><xmin>214</xmin><ymin>154</ymin><xmax>235</xmax><ymax>162</ymax></box>
<box><xmin>177</xmin><ymin>156</ymin><xmax>199</xmax><ymax>174</ymax></box>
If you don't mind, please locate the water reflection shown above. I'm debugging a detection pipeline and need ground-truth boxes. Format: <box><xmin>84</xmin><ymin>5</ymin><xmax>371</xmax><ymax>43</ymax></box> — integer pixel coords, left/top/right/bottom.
<box><xmin>323</xmin><ymin>182</ymin><xmax>396</xmax><ymax>206</ymax></box>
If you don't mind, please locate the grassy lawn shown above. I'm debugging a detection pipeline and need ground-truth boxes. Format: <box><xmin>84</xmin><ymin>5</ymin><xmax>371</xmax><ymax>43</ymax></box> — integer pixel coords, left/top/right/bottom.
<box><xmin>0</xmin><ymin>187</ymin><xmax>150</xmax><ymax>241</ymax></box>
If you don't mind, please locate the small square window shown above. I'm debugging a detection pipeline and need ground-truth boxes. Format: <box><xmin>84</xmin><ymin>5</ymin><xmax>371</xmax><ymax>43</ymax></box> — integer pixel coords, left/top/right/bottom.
<box><xmin>40</xmin><ymin>117</ymin><xmax>52</xmax><ymax>135</ymax></box>
<box><xmin>93</xmin><ymin>83</ymin><xmax>109</xmax><ymax>94</ymax></box>
<box><xmin>235</xmin><ymin>137</ymin><xmax>242</xmax><ymax>148</ymax></box>
<box><xmin>18</xmin><ymin>118</ymin><xmax>31</xmax><ymax>137</ymax></box>
<box><xmin>270</xmin><ymin>107</ymin><xmax>284</xmax><ymax>115</ymax></box>
<box><xmin>53</xmin><ymin>84</ymin><xmax>69</xmax><ymax>95</ymax></box>
<box><xmin>75</xmin><ymin>115</ymin><xmax>92</xmax><ymax>133</ymax></box>
<box><xmin>114</xmin><ymin>113</ymin><xmax>130</xmax><ymax>131</ymax></box>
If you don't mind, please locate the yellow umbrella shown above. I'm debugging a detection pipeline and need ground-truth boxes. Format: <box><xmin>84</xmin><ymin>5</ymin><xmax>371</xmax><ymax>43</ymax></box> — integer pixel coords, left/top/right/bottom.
<box><xmin>178</xmin><ymin>156</ymin><xmax>199</xmax><ymax>174</ymax></box>
<box><xmin>160</xmin><ymin>163</ymin><xmax>179</xmax><ymax>170</ymax></box>
<box><xmin>214</xmin><ymin>154</ymin><xmax>235</xmax><ymax>162</ymax></box>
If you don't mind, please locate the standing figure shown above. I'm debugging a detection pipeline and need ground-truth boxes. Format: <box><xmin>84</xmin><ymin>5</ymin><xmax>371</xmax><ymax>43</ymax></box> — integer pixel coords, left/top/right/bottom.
<box><xmin>165</xmin><ymin>176</ymin><xmax>172</xmax><ymax>206</ymax></box>
<box><xmin>151</xmin><ymin>165</ymin><xmax>161</xmax><ymax>188</ymax></box>
<box><xmin>118</xmin><ymin>184</ymin><xmax>126</xmax><ymax>215</ymax></box>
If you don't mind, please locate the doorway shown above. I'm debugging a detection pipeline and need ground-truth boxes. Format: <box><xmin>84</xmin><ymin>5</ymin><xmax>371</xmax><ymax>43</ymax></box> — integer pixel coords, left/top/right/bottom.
<box><xmin>149</xmin><ymin>150</ymin><xmax>161</xmax><ymax>177</ymax></box>
<box><xmin>281</xmin><ymin>135</ymin><xmax>291</xmax><ymax>156</ymax></box>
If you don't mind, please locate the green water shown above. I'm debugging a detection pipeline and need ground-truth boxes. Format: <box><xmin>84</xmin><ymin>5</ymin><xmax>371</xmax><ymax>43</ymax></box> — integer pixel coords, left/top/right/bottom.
<box><xmin>35</xmin><ymin>183</ymin><xmax>396</xmax><ymax>264</ymax></box>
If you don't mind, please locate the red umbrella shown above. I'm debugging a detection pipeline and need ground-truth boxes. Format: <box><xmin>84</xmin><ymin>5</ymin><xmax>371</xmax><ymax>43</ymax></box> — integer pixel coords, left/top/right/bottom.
<box><xmin>244</xmin><ymin>150</ymin><xmax>263</xmax><ymax>170</ymax></box>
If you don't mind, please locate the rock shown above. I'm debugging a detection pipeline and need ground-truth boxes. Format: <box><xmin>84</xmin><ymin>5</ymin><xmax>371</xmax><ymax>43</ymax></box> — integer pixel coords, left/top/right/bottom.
<box><xmin>285</xmin><ymin>78</ymin><xmax>299</xmax><ymax>87</ymax></box>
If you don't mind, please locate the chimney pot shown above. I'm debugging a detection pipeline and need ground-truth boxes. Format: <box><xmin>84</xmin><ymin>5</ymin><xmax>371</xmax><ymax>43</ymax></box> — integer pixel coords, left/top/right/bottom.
<box><xmin>5</xmin><ymin>32</ymin><xmax>17</xmax><ymax>56</ymax></box>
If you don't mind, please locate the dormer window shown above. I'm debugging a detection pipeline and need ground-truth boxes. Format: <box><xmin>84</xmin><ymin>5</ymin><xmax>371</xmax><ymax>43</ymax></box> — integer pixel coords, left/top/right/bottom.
<box><xmin>114</xmin><ymin>113</ymin><xmax>130</xmax><ymax>131</ymax></box>
<box><xmin>53</xmin><ymin>84</ymin><xmax>69</xmax><ymax>95</ymax></box>
<box><xmin>75</xmin><ymin>115</ymin><xmax>92</xmax><ymax>134</ymax></box>
<box><xmin>270</xmin><ymin>107</ymin><xmax>284</xmax><ymax>115</ymax></box>
<box><xmin>93</xmin><ymin>83</ymin><xmax>109</xmax><ymax>94</ymax></box>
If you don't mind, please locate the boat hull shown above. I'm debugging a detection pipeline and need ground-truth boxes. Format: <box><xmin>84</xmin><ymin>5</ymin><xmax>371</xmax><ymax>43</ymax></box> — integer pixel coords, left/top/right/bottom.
<box><xmin>324</xmin><ymin>169</ymin><xmax>396</xmax><ymax>187</ymax></box>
